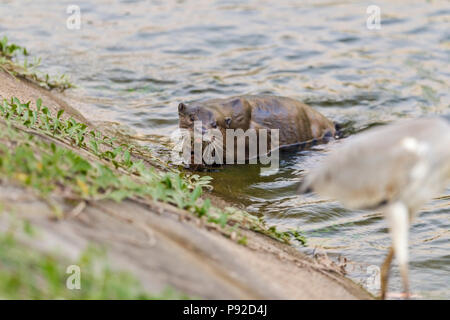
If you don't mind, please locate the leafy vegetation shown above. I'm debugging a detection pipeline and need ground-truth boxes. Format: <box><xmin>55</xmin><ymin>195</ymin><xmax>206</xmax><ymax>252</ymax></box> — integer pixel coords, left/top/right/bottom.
<box><xmin>0</xmin><ymin>36</ymin><xmax>73</xmax><ymax>91</ymax></box>
<box><xmin>0</xmin><ymin>96</ymin><xmax>307</xmax><ymax>245</ymax></box>
<box><xmin>0</xmin><ymin>97</ymin><xmax>213</xmax><ymax>214</ymax></box>
<box><xmin>0</xmin><ymin>36</ymin><xmax>28</xmax><ymax>58</ymax></box>
<box><xmin>0</xmin><ymin>37</ymin><xmax>308</xmax><ymax>245</ymax></box>
<box><xmin>0</xmin><ymin>36</ymin><xmax>310</xmax><ymax>300</ymax></box>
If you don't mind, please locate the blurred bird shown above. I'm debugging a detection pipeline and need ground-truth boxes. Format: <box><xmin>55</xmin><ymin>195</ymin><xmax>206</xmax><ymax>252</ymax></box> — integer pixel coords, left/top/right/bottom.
<box><xmin>299</xmin><ymin>117</ymin><xmax>450</xmax><ymax>299</ymax></box>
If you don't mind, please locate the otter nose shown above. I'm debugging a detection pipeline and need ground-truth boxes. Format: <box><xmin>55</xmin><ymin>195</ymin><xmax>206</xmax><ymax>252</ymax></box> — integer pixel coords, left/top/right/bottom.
<box><xmin>194</xmin><ymin>126</ymin><xmax>208</xmax><ymax>135</ymax></box>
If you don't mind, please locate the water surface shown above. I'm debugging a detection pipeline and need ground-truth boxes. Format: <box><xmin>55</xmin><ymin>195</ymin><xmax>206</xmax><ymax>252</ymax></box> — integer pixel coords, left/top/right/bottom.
<box><xmin>1</xmin><ymin>0</ymin><xmax>449</xmax><ymax>298</ymax></box>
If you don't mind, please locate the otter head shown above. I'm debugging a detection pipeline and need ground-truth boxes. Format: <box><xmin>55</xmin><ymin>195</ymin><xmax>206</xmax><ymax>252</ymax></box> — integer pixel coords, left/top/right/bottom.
<box><xmin>177</xmin><ymin>97</ymin><xmax>252</xmax><ymax>167</ymax></box>
<box><xmin>178</xmin><ymin>97</ymin><xmax>251</xmax><ymax>131</ymax></box>
<box><xmin>177</xmin><ymin>101</ymin><xmax>231</xmax><ymax>166</ymax></box>
<box><xmin>178</xmin><ymin>102</ymin><xmax>231</xmax><ymax>134</ymax></box>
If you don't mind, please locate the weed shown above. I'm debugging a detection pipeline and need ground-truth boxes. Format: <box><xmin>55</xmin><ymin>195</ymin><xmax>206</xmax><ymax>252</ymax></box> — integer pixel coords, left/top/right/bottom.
<box><xmin>0</xmin><ymin>218</ymin><xmax>191</xmax><ymax>299</ymax></box>
<box><xmin>237</xmin><ymin>236</ymin><xmax>248</xmax><ymax>246</ymax></box>
<box><xmin>0</xmin><ymin>96</ymin><xmax>307</xmax><ymax>246</ymax></box>
<box><xmin>0</xmin><ymin>36</ymin><xmax>28</xmax><ymax>58</ymax></box>
<box><xmin>282</xmin><ymin>229</ymin><xmax>308</xmax><ymax>246</ymax></box>
<box><xmin>0</xmin><ymin>36</ymin><xmax>73</xmax><ymax>91</ymax></box>
<box><xmin>0</xmin><ymin>97</ymin><xmax>214</xmax><ymax>217</ymax></box>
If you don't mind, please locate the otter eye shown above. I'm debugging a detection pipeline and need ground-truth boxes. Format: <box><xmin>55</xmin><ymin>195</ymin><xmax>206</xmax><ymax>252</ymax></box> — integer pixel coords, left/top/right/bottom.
<box><xmin>224</xmin><ymin>117</ymin><xmax>232</xmax><ymax>128</ymax></box>
<box><xmin>211</xmin><ymin>121</ymin><xmax>217</xmax><ymax>128</ymax></box>
<box><xmin>189</xmin><ymin>115</ymin><xmax>195</xmax><ymax>122</ymax></box>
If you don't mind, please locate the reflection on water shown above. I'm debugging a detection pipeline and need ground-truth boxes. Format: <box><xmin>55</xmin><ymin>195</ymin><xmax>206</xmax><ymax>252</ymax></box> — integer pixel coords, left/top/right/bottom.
<box><xmin>1</xmin><ymin>0</ymin><xmax>449</xmax><ymax>298</ymax></box>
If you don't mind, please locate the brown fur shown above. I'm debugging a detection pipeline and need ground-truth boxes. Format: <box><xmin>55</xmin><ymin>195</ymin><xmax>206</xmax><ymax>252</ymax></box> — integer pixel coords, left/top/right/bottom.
<box><xmin>178</xmin><ymin>95</ymin><xmax>336</xmax><ymax>163</ymax></box>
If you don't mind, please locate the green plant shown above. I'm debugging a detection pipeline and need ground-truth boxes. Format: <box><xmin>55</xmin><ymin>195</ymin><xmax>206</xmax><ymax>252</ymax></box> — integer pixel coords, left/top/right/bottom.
<box><xmin>0</xmin><ymin>96</ymin><xmax>307</xmax><ymax>246</ymax></box>
<box><xmin>0</xmin><ymin>220</ymin><xmax>190</xmax><ymax>299</ymax></box>
<box><xmin>282</xmin><ymin>229</ymin><xmax>308</xmax><ymax>246</ymax></box>
<box><xmin>0</xmin><ymin>36</ymin><xmax>28</xmax><ymax>58</ymax></box>
<box><xmin>0</xmin><ymin>36</ymin><xmax>73</xmax><ymax>91</ymax></box>
<box><xmin>0</xmin><ymin>97</ymin><xmax>213</xmax><ymax>214</ymax></box>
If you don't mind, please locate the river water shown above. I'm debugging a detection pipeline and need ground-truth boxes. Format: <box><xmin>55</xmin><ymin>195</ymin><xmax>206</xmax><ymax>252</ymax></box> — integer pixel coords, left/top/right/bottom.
<box><xmin>1</xmin><ymin>0</ymin><xmax>449</xmax><ymax>298</ymax></box>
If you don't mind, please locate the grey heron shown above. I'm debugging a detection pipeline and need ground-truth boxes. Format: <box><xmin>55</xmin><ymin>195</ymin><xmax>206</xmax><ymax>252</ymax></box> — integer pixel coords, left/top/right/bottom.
<box><xmin>299</xmin><ymin>117</ymin><xmax>450</xmax><ymax>299</ymax></box>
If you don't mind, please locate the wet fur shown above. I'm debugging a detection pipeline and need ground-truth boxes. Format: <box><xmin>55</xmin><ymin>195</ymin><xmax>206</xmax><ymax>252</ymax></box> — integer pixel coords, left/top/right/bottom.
<box><xmin>178</xmin><ymin>95</ymin><xmax>336</xmax><ymax>165</ymax></box>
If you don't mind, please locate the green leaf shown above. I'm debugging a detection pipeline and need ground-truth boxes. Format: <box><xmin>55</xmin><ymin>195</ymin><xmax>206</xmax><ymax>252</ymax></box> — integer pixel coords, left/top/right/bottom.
<box><xmin>123</xmin><ymin>150</ymin><xmax>131</xmax><ymax>167</ymax></box>
<box><xmin>12</xmin><ymin>97</ymin><xmax>21</xmax><ymax>106</ymax></box>
<box><xmin>31</xmin><ymin>110</ymin><xmax>37</xmax><ymax>126</ymax></box>
<box><xmin>190</xmin><ymin>186</ymin><xmax>202</xmax><ymax>202</ymax></box>
<box><xmin>57</xmin><ymin>109</ymin><xmax>64</xmax><ymax>119</ymax></box>
<box><xmin>196</xmin><ymin>199</ymin><xmax>211</xmax><ymax>217</ymax></box>
<box><xmin>89</xmin><ymin>140</ymin><xmax>99</xmax><ymax>154</ymax></box>
<box><xmin>107</xmin><ymin>190</ymin><xmax>130</xmax><ymax>202</ymax></box>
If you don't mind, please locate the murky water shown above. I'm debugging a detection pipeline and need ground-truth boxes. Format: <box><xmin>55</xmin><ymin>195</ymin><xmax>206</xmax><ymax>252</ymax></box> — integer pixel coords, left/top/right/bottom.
<box><xmin>1</xmin><ymin>0</ymin><xmax>449</xmax><ymax>298</ymax></box>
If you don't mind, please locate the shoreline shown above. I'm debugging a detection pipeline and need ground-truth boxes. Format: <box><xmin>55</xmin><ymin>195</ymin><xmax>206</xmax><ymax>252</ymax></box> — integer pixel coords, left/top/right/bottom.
<box><xmin>0</xmin><ymin>70</ymin><xmax>373</xmax><ymax>299</ymax></box>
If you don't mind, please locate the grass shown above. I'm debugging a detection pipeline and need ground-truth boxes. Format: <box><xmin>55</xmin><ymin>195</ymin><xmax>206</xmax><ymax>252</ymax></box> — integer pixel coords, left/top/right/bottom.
<box><xmin>0</xmin><ymin>217</ymin><xmax>190</xmax><ymax>299</ymax></box>
<box><xmin>0</xmin><ymin>96</ymin><xmax>307</xmax><ymax>245</ymax></box>
<box><xmin>0</xmin><ymin>37</ymin><xmax>308</xmax><ymax>244</ymax></box>
<box><xmin>0</xmin><ymin>36</ymin><xmax>73</xmax><ymax>91</ymax></box>
<box><xmin>0</xmin><ymin>97</ymin><xmax>213</xmax><ymax>216</ymax></box>
<box><xmin>0</xmin><ymin>37</ymin><xmax>309</xmax><ymax>300</ymax></box>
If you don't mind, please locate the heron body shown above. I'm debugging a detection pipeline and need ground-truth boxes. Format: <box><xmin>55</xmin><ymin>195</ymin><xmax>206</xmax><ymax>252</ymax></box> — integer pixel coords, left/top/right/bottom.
<box><xmin>300</xmin><ymin>117</ymin><xmax>450</xmax><ymax>299</ymax></box>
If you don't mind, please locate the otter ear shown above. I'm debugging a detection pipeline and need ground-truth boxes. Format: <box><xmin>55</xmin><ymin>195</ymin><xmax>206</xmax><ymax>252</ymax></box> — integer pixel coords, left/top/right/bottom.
<box><xmin>224</xmin><ymin>117</ymin><xmax>232</xmax><ymax>128</ymax></box>
<box><xmin>230</xmin><ymin>98</ymin><xmax>243</xmax><ymax>108</ymax></box>
<box><xmin>178</xmin><ymin>102</ymin><xmax>187</xmax><ymax>114</ymax></box>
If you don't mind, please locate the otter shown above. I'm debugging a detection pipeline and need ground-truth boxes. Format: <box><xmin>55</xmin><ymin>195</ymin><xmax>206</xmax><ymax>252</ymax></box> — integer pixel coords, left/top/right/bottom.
<box><xmin>177</xmin><ymin>95</ymin><xmax>336</xmax><ymax>165</ymax></box>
